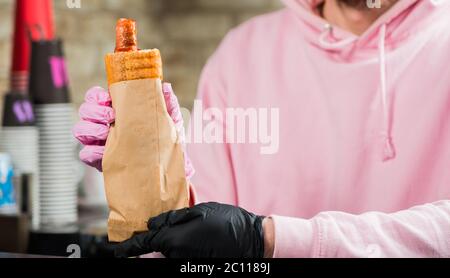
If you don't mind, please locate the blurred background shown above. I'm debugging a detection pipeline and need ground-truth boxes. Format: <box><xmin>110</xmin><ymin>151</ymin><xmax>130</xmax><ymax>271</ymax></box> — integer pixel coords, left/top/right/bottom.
<box><xmin>0</xmin><ymin>0</ymin><xmax>282</xmax><ymax>257</ymax></box>
<box><xmin>0</xmin><ymin>0</ymin><xmax>282</xmax><ymax>110</ymax></box>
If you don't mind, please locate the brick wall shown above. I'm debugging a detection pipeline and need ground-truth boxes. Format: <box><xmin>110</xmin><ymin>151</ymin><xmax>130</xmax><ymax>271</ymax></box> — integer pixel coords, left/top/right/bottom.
<box><xmin>0</xmin><ymin>0</ymin><xmax>282</xmax><ymax>111</ymax></box>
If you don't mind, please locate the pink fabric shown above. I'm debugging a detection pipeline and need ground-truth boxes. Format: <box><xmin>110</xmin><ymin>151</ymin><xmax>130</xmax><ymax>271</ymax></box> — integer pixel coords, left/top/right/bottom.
<box><xmin>162</xmin><ymin>83</ymin><xmax>196</xmax><ymax>180</ymax></box>
<box><xmin>188</xmin><ymin>0</ymin><xmax>450</xmax><ymax>257</ymax></box>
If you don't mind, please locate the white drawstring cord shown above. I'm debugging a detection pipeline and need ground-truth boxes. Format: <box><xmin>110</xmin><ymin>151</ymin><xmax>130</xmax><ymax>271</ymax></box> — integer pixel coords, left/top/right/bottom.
<box><xmin>318</xmin><ymin>23</ymin><xmax>396</xmax><ymax>161</ymax></box>
<box><xmin>378</xmin><ymin>24</ymin><xmax>396</xmax><ymax>161</ymax></box>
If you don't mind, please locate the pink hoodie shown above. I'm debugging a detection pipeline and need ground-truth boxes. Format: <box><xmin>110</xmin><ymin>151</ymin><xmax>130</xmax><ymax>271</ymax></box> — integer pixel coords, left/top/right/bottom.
<box><xmin>187</xmin><ymin>0</ymin><xmax>450</xmax><ymax>257</ymax></box>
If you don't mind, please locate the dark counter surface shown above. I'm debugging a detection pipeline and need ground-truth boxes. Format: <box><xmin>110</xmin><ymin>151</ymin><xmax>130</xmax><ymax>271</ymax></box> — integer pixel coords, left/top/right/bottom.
<box><xmin>0</xmin><ymin>252</ymin><xmax>60</xmax><ymax>258</ymax></box>
<box><xmin>0</xmin><ymin>205</ymin><xmax>111</xmax><ymax>258</ymax></box>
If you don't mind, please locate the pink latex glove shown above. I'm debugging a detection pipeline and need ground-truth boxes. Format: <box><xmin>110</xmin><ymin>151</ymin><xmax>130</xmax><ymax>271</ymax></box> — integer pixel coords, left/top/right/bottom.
<box><xmin>73</xmin><ymin>83</ymin><xmax>195</xmax><ymax>180</ymax></box>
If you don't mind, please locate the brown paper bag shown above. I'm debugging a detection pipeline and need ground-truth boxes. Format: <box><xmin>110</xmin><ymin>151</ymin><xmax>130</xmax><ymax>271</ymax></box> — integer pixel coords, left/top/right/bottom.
<box><xmin>103</xmin><ymin>78</ymin><xmax>189</xmax><ymax>242</ymax></box>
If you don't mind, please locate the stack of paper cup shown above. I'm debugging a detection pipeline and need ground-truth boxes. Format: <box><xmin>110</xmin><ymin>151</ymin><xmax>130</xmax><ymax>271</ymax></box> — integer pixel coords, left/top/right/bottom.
<box><xmin>35</xmin><ymin>103</ymin><xmax>78</xmax><ymax>225</ymax></box>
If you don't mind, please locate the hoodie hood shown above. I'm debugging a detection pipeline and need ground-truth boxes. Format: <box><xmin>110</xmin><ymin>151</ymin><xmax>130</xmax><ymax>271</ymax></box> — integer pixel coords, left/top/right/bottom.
<box><xmin>281</xmin><ymin>0</ymin><xmax>443</xmax><ymax>56</ymax></box>
<box><xmin>281</xmin><ymin>0</ymin><xmax>447</xmax><ymax>161</ymax></box>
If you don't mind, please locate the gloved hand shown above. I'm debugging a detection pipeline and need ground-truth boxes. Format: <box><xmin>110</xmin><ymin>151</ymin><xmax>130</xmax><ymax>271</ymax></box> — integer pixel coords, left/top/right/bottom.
<box><xmin>114</xmin><ymin>202</ymin><xmax>266</xmax><ymax>258</ymax></box>
<box><xmin>73</xmin><ymin>83</ymin><xmax>195</xmax><ymax>178</ymax></box>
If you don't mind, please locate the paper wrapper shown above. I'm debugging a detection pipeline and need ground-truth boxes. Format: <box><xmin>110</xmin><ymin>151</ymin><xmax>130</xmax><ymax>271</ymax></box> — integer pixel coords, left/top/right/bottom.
<box><xmin>103</xmin><ymin>78</ymin><xmax>189</xmax><ymax>242</ymax></box>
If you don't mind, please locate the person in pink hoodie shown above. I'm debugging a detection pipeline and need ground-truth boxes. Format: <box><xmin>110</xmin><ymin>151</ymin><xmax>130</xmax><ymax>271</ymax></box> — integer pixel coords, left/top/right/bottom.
<box><xmin>73</xmin><ymin>0</ymin><xmax>450</xmax><ymax>258</ymax></box>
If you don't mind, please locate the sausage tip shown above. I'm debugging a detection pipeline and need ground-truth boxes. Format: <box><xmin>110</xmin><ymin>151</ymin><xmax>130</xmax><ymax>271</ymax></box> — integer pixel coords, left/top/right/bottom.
<box><xmin>115</xmin><ymin>18</ymin><xmax>138</xmax><ymax>52</ymax></box>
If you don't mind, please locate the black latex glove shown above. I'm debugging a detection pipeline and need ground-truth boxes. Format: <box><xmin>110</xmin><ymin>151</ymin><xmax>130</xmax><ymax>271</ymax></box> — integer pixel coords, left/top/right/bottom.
<box><xmin>114</xmin><ymin>202</ymin><xmax>265</xmax><ymax>258</ymax></box>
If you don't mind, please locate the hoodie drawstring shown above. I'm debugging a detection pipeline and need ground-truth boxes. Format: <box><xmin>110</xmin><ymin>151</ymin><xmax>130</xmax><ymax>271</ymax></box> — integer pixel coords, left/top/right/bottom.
<box><xmin>318</xmin><ymin>23</ymin><xmax>396</xmax><ymax>161</ymax></box>
<box><xmin>378</xmin><ymin>24</ymin><xmax>396</xmax><ymax>161</ymax></box>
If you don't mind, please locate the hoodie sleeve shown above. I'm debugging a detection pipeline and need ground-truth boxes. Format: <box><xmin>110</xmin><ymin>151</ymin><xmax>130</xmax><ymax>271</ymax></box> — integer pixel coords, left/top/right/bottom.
<box><xmin>187</xmin><ymin>32</ymin><xmax>238</xmax><ymax>206</ymax></box>
<box><xmin>272</xmin><ymin>200</ymin><xmax>450</xmax><ymax>258</ymax></box>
